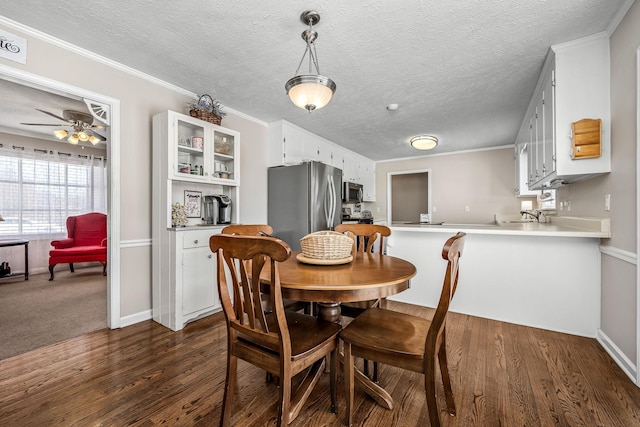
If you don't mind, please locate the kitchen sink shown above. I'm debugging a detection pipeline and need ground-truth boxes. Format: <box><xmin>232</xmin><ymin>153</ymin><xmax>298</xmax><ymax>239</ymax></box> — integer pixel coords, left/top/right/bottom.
<box><xmin>498</xmin><ymin>220</ymin><xmax>536</xmax><ymax>224</ymax></box>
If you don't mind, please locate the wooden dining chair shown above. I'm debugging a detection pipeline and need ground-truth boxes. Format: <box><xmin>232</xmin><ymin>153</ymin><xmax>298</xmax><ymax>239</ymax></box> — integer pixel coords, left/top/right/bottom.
<box><xmin>210</xmin><ymin>234</ymin><xmax>341</xmax><ymax>426</ymax></box>
<box><xmin>221</xmin><ymin>223</ymin><xmax>274</xmax><ymax>237</ymax></box>
<box><xmin>340</xmin><ymin>232</ymin><xmax>466</xmax><ymax>427</ymax></box>
<box><xmin>222</xmin><ymin>224</ymin><xmax>309</xmax><ymax>314</ymax></box>
<box><xmin>334</xmin><ymin>223</ymin><xmax>391</xmax><ymax>317</ymax></box>
<box><xmin>334</xmin><ymin>223</ymin><xmax>391</xmax><ymax>381</ymax></box>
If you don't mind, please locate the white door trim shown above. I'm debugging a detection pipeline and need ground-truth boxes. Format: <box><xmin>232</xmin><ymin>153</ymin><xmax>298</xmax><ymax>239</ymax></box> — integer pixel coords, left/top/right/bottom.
<box><xmin>635</xmin><ymin>46</ymin><xmax>640</xmax><ymax>386</ymax></box>
<box><xmin>0</xmin><ymin>63</ymin><xmax>122</xmax><ymax>328</ymax></box>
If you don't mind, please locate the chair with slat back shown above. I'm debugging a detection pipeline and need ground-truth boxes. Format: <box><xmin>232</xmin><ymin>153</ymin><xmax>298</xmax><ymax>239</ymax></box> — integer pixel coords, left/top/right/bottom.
<box><xmin>334</xmin><ymin>223</ymin><xmax>391</xmax><ymax>381</ymax></box>
<box><xmin>210</xmin><ymin>234</ymin><xmax>341</xmax><ymax>426</ymax></box>
<box><xmin>221</xmin><ymin>224</ymin><xmax>309</xmax><ymax>314</ymax></box>
<box><xmin>221</xmin><ymin>224</ymin><xmax>274</xmax><ymax>237</ymax></box>
<box><xmin>340</xmin><ymin>232</ymin><xmax>466</xmax><ymax>427</ymax></box>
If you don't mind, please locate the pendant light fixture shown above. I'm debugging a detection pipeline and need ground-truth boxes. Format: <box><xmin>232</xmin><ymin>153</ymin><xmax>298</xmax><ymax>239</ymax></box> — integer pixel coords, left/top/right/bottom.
<box><xmin>410</xmin><ymin>135</ymin><xmax>439</xmax><ymax>150</ymax></box>
<box><xmin>285</xmin><ymin>10</ymin><xmax>336</xmax><ymax>112</ymax></box>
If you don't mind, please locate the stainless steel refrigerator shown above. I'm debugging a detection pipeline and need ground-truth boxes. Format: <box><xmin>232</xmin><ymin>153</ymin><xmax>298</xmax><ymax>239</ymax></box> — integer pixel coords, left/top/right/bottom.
<box><xmin>268</xmin><ymin>161</ymin><xmax>342</xmax><ymax>251</ymax></box>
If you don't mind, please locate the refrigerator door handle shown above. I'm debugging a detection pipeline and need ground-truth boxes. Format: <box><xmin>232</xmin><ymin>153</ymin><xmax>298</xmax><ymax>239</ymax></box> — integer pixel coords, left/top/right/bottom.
<box><xmin>325</xmin><ymin>175</ymin><xmax>336</xmax><ymax>229</ymax></box>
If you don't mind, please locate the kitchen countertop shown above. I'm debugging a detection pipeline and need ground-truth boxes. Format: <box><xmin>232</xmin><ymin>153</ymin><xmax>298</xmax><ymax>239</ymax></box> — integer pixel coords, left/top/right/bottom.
<box><xmin>169</xmin><ymin>224</ymin><xmax>227</xmax><ymax>231</ymax></box>
<box><xmin>389</xmin><ymin>216</ymin><xmax>610</xmax><ymax>238</ymax></box>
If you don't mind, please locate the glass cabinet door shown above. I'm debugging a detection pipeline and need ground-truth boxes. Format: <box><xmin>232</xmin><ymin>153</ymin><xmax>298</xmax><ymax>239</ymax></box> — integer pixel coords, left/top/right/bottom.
<box><xmin>212</xmin><ymin>129</ymin><xmax>238</xmax><ymax>185</ymax></box>
<box><xmin>173</xmin><ymin>116</ymin><xmax>207</xmax><ymax>181</ymax></box>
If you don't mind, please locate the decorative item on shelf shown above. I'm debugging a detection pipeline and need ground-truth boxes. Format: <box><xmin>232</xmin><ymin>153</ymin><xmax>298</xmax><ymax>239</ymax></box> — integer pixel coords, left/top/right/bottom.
<box><xmin>215</xmin><ymin>136</ymin><xmax>232</xmax><ymax>155</ymax></box>
<box><xmin>171</xmin><ymin>203</ymin><xmax>188</xmax><ymax>227</ymax></box>
<box><xmin>184</xmin><ymin>190</ymin><xmax>202</xmax><ymax>218</ymax></box>
<box><xmin>187</xmin><ymin>94</ymin><xmax>226</xmax><ymax>125</ymax></box>
<box><xmin>191</xmin><ymin>136</ymin><xmax>204</xmax><ymax>150</ymax></box>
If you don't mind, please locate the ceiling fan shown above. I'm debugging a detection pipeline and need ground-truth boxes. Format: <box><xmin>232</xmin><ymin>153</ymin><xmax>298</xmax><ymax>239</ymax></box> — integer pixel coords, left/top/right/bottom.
<box><xmin>21</xmin><ymin>109</ymin><xmax>107</xmax><ymax>145</ymax></box>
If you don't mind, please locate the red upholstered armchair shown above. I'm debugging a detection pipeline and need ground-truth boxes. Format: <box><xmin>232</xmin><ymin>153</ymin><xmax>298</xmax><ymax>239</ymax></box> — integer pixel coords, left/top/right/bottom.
<box><xmin>49</xmin><ymin>212</ymin><xmax>107</xmax><ymax>281</ymax></box>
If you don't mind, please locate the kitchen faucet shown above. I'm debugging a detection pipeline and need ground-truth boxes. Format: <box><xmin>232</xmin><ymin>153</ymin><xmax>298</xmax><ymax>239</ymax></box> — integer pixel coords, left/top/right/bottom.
<box><xmin>520</xmin><ymin>209</ymin><xmax>542</xmax><ymax>222</ymax></box>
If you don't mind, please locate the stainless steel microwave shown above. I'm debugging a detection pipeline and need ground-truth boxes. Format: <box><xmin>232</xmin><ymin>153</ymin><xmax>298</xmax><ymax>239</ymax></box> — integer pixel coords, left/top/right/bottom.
<box><xmin>343</xmin><ymin>182</ymin><xmax>363</xmax><ymax>203</ymax></box>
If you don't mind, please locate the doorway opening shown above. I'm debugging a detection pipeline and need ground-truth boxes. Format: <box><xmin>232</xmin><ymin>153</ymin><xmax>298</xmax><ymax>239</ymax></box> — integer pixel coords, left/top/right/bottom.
<box><xmin>0</xmin><ymin>63</ymin><xmax>121</xmax><ymax>330</ymax></box>
<box><xmin>387</xmin><ymin>169</ymin><xmax>432</xmax><ymax>224</ymax></box>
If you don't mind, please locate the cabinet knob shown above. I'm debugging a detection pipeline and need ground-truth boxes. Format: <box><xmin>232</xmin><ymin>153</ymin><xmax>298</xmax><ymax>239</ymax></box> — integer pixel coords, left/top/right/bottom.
<box><xmin>194</xmin><ymin>239</ymin><xmax>199</xmax><ymax>244</ymax></box>
<box><xmin>208</xmin><ymin>254</ymin><xmax>212</xmax><ymax>259</ymax></box>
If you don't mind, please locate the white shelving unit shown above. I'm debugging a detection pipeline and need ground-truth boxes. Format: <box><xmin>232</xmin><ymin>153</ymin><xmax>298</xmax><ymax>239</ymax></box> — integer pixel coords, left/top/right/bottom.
<box><xmin>152</xmin><ymin>110</ymin><xmax>241</xmax><ymax>331</ymax></box>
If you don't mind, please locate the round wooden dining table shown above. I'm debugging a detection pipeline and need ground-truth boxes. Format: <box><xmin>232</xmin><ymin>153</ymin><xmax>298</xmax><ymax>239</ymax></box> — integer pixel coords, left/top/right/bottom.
<box><xmin>260</xmin><ymin>250</ymin><xmax>417</xmax><ymax>410</ymax></box>
<box><xmin>263</xmin><ymin>250</ymin><xmax>417</xmax><ymax>323</ymax></box>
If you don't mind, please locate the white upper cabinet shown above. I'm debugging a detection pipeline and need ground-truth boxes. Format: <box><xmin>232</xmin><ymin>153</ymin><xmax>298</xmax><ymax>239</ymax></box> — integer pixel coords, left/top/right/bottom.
<box><xmin>268</xmin><ymin>120</ymin><xmax>313</xmax><ymax>166</ymax></box>
<box><xmin>268</xmin><ymin>120</ymin><xmax>376</xmax><ymax>201</ymax></box>
<box><xmin>514</xmin><ymin>143</ymin><xmax>539</xmax><ymax>197</ymax></box>
<box><xmin>518</xmin><ymin>33</ymin><xmax>610</xmax><ymax>190</ymax></box>
<box><xmin>158</xmin><ymin>110</ymin><xmax>240</xmax><ymax>186</ymax></box>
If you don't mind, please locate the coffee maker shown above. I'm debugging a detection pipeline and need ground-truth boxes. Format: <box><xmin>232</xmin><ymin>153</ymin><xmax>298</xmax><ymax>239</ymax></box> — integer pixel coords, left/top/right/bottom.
<box><xmin>213</xmin><ymin>194</ymin><xmax>232</xmax><ymax>224</ymax></box>
<box><xmin>203</xmin><ymin>196</ymin><xmax>219</xmax><ymax>225</ymax></box>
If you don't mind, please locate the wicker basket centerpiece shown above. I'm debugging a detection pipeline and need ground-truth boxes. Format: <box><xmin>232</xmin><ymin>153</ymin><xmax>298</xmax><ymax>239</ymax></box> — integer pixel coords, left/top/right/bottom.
<box><xmin>300</xmin><ymin>231</ymin><xmax>353</xmax><ymax>260</ymax></box>
<box><xmin>187</xmin><ymin>94</ymin><xmax>226</xmax><ymax>125</ymax></box>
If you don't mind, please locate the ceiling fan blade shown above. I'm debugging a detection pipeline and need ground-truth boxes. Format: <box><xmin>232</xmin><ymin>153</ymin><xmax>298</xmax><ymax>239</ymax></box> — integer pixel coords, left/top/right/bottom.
<box><xmin>35</xmin><ymin>108</ymin><xmax>68</xmax><ymax>122</ymax></box>
<box><xmin>20</xmin><ymin>122</ymin><xmax>67</xmax><ymax>126</ymax></box>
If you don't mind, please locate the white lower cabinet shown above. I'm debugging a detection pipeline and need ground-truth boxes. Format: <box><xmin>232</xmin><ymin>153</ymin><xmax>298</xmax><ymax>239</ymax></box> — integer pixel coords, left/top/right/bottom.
<box><xmin>153</xmin><ymin>228</ymin><xmax>222</xmax><ymax>331</ymax></box>
<box><xmin>181</xmin><ymin>237</ymin><xmax>218</xmax><ymax>317</ymax></box>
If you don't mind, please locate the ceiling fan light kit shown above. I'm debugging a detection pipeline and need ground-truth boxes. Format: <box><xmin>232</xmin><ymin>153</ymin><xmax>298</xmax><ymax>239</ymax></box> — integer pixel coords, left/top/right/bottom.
<box><xmin>410</xmin><ymin>135</ymin><xmax>439</xmax><ymax>150</ymax></box>
<box><xmin>285</xmin><ymin>10</ymin><xmax>336</xmax><ymax>112</ymax></box>
<box><xmin>22</xmin><ymin>109</ymin><xmax>106</xmax><ymax>145</ymax></box>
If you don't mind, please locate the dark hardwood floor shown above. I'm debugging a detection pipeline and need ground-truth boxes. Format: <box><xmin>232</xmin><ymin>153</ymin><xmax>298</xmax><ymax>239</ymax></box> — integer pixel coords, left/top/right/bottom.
<box><xmin>1</xmin><ymin>301</ymin><xmax>639</xmax><ymax>426</ymax></box>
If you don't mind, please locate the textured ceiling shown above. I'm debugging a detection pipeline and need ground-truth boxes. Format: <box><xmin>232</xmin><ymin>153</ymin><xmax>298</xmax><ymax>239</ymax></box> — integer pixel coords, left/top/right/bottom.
<box><xmin>0</xmin><ymin>1</ymin><xmax>629</xmax><ymax>160</ymax></box>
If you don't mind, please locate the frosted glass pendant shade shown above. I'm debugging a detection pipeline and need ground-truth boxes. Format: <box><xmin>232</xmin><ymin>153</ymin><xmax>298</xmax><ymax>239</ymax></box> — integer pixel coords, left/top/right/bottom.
<box><xmin>286</xmin><ymin>75</ymin><xmax>336</xmax><ymax>112</ymax></box>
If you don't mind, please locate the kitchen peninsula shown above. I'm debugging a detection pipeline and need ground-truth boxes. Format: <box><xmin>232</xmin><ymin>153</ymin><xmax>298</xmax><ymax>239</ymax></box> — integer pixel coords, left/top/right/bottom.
<box><xmin>387</xmin><ymin>217</ymin><xmax>609</xmax><ymax>337</ymax></box>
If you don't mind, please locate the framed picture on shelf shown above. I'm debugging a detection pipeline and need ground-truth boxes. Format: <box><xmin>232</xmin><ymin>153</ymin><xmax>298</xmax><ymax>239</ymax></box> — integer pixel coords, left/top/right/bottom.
<box><xmin>184</xmin><ymin>190</ymin><xmax>202</xmax><ymax>218</ymax></box>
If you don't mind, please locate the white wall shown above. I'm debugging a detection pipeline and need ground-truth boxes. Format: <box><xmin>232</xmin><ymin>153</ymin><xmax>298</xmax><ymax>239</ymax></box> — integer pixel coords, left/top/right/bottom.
<box><xmin>552</xmin><ymin>1</ymin><xmax>639</xmax><ymax>382</ymax></box>
<box><xmin>372</xmin><ymin>147</ymin><xmax>536</xmax><ymax>224</ymax></box>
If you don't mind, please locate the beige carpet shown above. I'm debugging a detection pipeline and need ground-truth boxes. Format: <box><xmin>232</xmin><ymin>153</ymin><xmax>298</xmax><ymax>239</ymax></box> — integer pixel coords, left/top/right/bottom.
<box><xmin>0</xmin><ymin>267</ymin><xmax>107</xmax><ymax>360</ymax></box>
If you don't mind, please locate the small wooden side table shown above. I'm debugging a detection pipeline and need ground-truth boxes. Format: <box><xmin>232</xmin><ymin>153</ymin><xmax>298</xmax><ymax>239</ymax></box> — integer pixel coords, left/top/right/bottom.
<box><xmin>0</xmin><ymin>239</ymin><xmax>29</xmax><ymax>280</ymax></box>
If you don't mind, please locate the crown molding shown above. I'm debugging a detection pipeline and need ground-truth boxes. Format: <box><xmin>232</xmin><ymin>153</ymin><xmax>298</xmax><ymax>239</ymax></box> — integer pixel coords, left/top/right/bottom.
<box><xmin>0</xmin><ymin>15</ymin><xmax>267</xmax><ymax>127</ymax></box>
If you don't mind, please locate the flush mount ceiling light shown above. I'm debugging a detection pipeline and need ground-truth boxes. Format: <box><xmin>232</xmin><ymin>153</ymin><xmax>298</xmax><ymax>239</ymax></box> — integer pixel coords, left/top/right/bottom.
<box><xmin>285</xmin><ymin>10</ymin><xmax>336</xmax><ymax>113</ymax></box>
<box><xmin>410</xmin><ymin>135</ymin><xmax>439</xmax><ymax>150</ymax></box>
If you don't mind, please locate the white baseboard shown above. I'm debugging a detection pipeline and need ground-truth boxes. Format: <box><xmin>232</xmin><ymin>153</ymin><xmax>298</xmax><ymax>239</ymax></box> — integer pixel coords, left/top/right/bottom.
<box><xmin>120</xmin><ymin>309</ymin><xmax>152</xmax><ymax>328</ymax></box>
<box><xmin>597</xmin><ymin>328</ymin><xmax>637</xmax><ymax>384</ymax></box>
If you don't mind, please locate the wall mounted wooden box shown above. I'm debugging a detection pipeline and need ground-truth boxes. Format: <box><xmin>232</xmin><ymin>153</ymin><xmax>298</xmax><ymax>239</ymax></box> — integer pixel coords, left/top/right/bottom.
<box><xmin>572</xmin><ymin>118</ymin><xmax>602</xmax><ymax>159</ymax></box>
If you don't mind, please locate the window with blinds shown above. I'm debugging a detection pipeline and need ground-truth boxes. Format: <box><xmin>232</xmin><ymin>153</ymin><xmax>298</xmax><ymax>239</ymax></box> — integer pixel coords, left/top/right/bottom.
<box><xmin>0</xmin><ymin>145</ymin><xmax>107</xmax><ymax>238</ymax></box>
